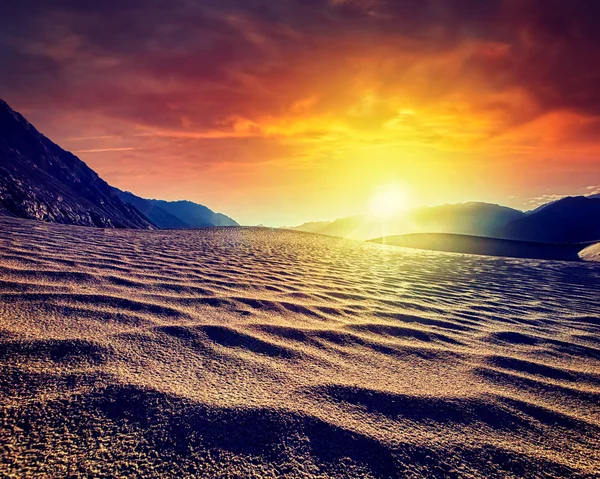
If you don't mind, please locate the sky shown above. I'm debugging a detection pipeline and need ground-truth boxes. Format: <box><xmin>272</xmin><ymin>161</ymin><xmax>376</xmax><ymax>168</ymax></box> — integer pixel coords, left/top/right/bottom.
<box><xmin>1</xmin><ymin>0</ymin><xmax>600</xmax><ymax>226</ymax></box>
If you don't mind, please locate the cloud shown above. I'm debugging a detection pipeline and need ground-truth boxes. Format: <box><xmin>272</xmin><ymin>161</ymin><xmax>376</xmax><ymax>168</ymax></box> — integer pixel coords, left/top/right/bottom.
<box><xmin>73</xmin><ymin>148</ymin><xmax>137</xmax><ymax>153</ymax></box>
<box><xmin>2</xmin><ymin>0</ymin><xmax>599</xmax><ymax>136</ymax></box>
<box><xmin>1</xmin><ymin>0</ymin><xmax>599</xmax><ymax>224</ymax></box>
<box><xmin>586</xmin><ymin>185</ymin><xmax>600</xmax><ymax>195</ymax></box>
<box><xmin>525</xmin><ymin>194</ymin><xmax>567</xmax><ymax>208</ymax></box>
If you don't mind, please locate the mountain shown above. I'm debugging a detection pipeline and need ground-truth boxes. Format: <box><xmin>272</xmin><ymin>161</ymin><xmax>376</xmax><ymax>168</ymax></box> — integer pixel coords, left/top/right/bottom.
<box><xmin>113</xmin><ymin>189</ymin><xmax>190</xmax><ymax>229</ymax></box>
<box><xmin>149</xmin><ymin>200</ymin><xmax>239</xmax><ymax>227</ymax></box>
<box><xmin>370</xmin><ymin>233</ymin><xmax>586</xmax><ymax>261</ymax></box>
<box><xmin>290</xmin><ymin>216</ymin><xmax>364</xmax><ymax>238</ymax></box>
<box><xmin>287</xmin><ymin>220</ymin><xmax>332</xmax><ymax>234</ymax></box>
<box><xmin>526</xmin><ymin>192</ymin><xmax>600</xmax><ymax>215</ymax></box>
<box><xmin>497</xmin><ymin>196</ymin><xmax>600</xmax><ymax>243</ymax></box>
<box><xmin>290</xmin><ymin>203</ymin><xmax>525</xmax><ymax>241</ymax></box>
<box><xmin>114</xmin><ymin>189</ymin><xmax>239</xmax><ymax>228</ymax></box>
<box><xmin>0</xmin><ymin>99</ymin><xmax>153</xmax><ymax>228</ymax></box>
<box><xmin>411</xmin><ymin>202</ymin><xmax>525</xmax><ymax>236</ymax></box>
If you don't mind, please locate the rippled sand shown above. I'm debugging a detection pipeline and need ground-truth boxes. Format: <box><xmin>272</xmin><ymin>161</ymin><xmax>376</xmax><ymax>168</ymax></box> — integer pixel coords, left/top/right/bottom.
<box><xmin>581</xmin><ymin>242</ymin><xmax>600</xmax><ymax>263</ymax></box>
<box><xmin>1</xmin><ymin>216</ymin><xmax>599</xmax><ymax>478</ymax></box>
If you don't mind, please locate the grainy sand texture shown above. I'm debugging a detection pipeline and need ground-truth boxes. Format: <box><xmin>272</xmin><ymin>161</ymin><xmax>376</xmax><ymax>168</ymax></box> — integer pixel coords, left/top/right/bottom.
<box><xmin>1</xmin><ymin>216</ymin><xmax>600</xmax><ymax>478</ymax></box>
<box><xmin>581</xmin><ymin>243</ymin><xmax>600</xmax><ymax>263</ymax></box>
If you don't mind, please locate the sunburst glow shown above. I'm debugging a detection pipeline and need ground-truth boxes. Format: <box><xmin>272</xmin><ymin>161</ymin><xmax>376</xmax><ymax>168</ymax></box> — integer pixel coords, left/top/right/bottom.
<box><xmin>369</xmin><ymin>187</ymin><xmax>409</xmax><ymax>219</ymax></box>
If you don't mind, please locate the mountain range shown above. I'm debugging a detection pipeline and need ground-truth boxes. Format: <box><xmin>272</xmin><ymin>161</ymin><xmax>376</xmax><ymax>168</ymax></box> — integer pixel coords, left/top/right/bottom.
<box><xmin>290</xmin><ymin>197</ymin><xmax>600</xmax><ymax>244</ymax></box>
<box><xmin>0</xmin><ymin>99</ymin><xmax>238</xmax><ymax>229</ymax></box>
<box><xmin>289</xmin><ymin>202</ymin><xmax>526</xmax><ymax>241</ymax></box>
<box><xmin>113</xmin><ymin>189</ymin><xmax>238</xmax><ymax>229</ymax></box>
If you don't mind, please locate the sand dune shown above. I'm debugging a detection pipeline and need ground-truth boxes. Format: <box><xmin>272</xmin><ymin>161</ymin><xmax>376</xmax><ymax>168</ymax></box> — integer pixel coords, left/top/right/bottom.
<box><xmin>1</xmin><ymin>216</ymin><xmax>600</xmax><ymax>478</ymax></box>
<box><xmin>369</xmin><ymin>233</ymin><xmax>589</xmax><ymax>261</ymax></box>
<box><xmin>581</xmin><ymin>242</ymin><xmax>600</xmax><ymax>262</ymax></box>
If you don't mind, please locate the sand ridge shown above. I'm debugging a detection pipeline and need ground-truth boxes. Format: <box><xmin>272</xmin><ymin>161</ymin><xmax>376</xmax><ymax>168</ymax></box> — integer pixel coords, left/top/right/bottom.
<box><xmin>1</xmin><ymin>216</ymin><xmax>600</xmax><ymax>478</ymax></box>
<box><xmin>581</xmin><ymin>242</ymin><xmax>600</xmax><ymax>262</ymax></box>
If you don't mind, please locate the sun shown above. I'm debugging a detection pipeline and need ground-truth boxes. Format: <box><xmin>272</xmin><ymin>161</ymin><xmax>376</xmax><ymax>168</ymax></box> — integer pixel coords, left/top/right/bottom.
<box><xmin>369</xmin><ymin>186</ymin><xmax>409</xmax><ymax>218</ymax></box>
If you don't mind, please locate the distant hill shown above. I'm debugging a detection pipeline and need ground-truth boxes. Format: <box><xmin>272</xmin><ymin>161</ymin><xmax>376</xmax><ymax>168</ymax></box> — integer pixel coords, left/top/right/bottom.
<box><xmin>114</xmin><ymin>188</ymin><xmax>239</xmax><ymax>229</ymax></box>
<box><xmin>287</xmin><ymin>220</ymin><xmax>333</xmax><ymax>234</ymax></box>
<box><xmin>497</xmin><ymin>196</ymin><xmax>600</xmax><ymax>243</ymax></box>
<box><xmin>113</xmin><ymin>189</ymin><xmax>189</xmax><ymax>229</ymax></box>
<box><xmin>0</xmin><ymin>99</ymin><xmax>153</xmax><ymax>228</ymax></box>
<box><xmin>526</xmin><ymin>192</ymin><xmax>600</xmax><ymax>214</ymax></box>
<box><xmin>370</xmin><ymin>233</ymin><xmax>587</xmax><ymax>261</ymax></box>
<box><xmin>290</xmin><ymin>216</ymin><xmax>364</xmax><ymax>238</ymax></box>
<box><xmin>114</xmin><ymin>189</ymin><xmax>239</xmax><ymax>228</ymax></box>
<box><xmin>412</xmin><ymin>203</ymin><xmax>525</xmax><ymax>236</ymax></box>
<box><xmin>290</xmin><ymin>203</ymin><xmax>525</xmax><ymax>240</ymax></box>
<box><xmin>149</xmin><ymin>200</ymin><xmax>238</xmax><ymax>228</ymax></box>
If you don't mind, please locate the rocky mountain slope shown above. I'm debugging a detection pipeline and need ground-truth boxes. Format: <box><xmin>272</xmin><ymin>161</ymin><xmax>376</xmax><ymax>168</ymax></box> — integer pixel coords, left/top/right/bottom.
<box><xmin>0</xmin><ymin>99</ymin><xmax>153</xmax><ymax>228</ymax></box>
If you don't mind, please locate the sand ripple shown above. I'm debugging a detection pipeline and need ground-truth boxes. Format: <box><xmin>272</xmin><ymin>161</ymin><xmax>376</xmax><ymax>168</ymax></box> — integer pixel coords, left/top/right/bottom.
<box><xmin>1</xmin><ymin>217</ymin><xmax>600</xmax><ymax>478</ymax></box>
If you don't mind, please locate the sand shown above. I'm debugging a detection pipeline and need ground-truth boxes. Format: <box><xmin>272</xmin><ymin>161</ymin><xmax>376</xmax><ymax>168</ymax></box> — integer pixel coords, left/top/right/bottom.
<box><xmin>369</xmin><ymin>233</ymin><xmax>588</xmax><ymax>261</ymax></box>
<box><xmin>581</xmin><ymin>243</ymin><xmax>600</xmax><ymax>263</ymax></box>
<box><xmin>1</xmin><ymin>216</ymin><xmax>600</xmax><ymax>478</ymax></box>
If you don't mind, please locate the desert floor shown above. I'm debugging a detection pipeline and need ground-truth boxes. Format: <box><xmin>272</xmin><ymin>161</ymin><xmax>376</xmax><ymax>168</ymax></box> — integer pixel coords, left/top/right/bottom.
<box><xmin>1</xmin><ymin>216</ymin><xmax>599</xmax><ymax>478</ymax></box>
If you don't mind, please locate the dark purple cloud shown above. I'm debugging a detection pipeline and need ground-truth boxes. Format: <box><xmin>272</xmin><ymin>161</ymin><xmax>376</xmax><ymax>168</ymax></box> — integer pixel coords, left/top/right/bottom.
<box><xmin>1</xmin><ymin>0</ymin><xmax>600</xmax><ymax>136</ymax></box>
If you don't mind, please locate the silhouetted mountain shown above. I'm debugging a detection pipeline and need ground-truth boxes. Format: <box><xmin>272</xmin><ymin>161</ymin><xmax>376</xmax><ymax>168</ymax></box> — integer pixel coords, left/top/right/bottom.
<box><xmin>114</xmin><ymin>189</ymin><xmax>238</xmax><ymax>228</ymax></box>
<box><xmin>527</xmin><ymin>192</ymin><xmax>600</xmax><ymax>214</ymax></box>
<box><xmin>412</xmin><ymin>203</ymin><xmax>525</xmax><ymax>236</ymax></box>
<box><xmin>287</xmin><ymin>220</ymin><xmax>333</xmax><ymax>234</ymax></box>
<box><xmin>290</xmin><ymin>203</ymin><xmax>525</xmax><ymax>240</ymax></box>
<box><xmin>497</xmin><ymin>196</ymin><xmax>600</xmax><ymax>243</ymax></box>
<box><xmin>290</xmin><ymin>216</ymin><xmax>363</xmax><ymax>238</ymax></box>
<box><xmin>370</xmin><ymin>233</ymin><xmax>587</xmax><ymax>261</ymax></box>
<box><xmin>113</xmin><ymin>189</ymin><xmax>190</xmax><ymax>229</ymax></box>
<box><xmin>0</xmin><ymin>99</ymin><xmax>153</xmax><ymax>228</ymax></box>
<box><xmin>149</xmin><ymin>199</ymin><xmax>238</xmax><ymax>228</ymax></box>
